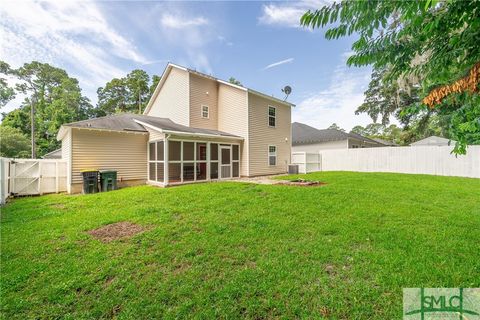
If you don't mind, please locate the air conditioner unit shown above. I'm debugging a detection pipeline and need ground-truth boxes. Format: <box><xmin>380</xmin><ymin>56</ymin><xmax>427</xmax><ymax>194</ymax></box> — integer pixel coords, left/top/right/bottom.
<box><xmin>288</xmin><ymin>164</ymin><xmax>299</xmax><ymax>174</ymax></box>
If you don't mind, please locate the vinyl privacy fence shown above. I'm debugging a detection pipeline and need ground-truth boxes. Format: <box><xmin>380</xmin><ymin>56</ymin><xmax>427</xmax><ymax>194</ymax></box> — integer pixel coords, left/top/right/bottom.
<box><xmin>292</xmin><ymin>146</ymin><xmax>480</xmax><ymax>178</ymax></box>
<box><xmin>0</xmin><ymin>158</ymin><xmax>67</xmax><ymax>204</ymax></box>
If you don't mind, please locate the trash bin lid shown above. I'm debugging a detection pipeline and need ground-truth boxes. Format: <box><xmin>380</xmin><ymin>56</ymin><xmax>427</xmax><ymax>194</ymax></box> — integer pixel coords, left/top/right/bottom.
<box><xmin>81</xmin><ymin>169</ymin><xmax>98</xmax><ymax>173</ymax></box>
<box><xmin>99</xmin><ymin>170</ymin><xmax>117</xmax><ymax>173</ymax></box>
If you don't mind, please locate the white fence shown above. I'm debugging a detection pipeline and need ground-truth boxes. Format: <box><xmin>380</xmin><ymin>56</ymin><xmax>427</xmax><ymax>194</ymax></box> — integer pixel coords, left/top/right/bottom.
<box><xmin>292</xmin><ymin>146</ymin><xmax>480</xmax><ymax>178</ymax></box>
<box><xmin>0</xmin><ymin>158</ymin><xmax>67</xmax><ymax>204</ymax></box>
<box><xmin>292</xmin><ymin>152</ymin><xmax>321</xmax><ymax>174</ymax></box>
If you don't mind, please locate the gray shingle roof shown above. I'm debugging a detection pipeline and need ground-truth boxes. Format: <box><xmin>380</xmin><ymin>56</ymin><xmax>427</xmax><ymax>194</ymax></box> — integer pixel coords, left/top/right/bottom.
<box><xmin>292</xmin><ymin>122</ymin><xmax>380</xmax><ymax>145</ymax></box>
<box><xmin>63</xmin><ymin>113</ymin><xmax>241</xmax><ymax>138</ymax></box>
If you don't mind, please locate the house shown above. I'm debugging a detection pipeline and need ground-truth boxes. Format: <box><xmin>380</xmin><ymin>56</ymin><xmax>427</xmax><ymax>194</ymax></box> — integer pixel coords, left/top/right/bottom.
<box><xmin>292</xmin><ymin>122</ymin><xmax>382</xmax><ymax>153</ymax></box>
<box><xmin>42</xmin><ymin>148</ymin><xmax>62</xmax><ymax>159</ymax></box>
<box><xmin>57</xmin><ymin>63</ymin><xmax>294</xmax><ymax>193</ymax></box>
<box><xmin>371</xmin><ymin>138</ymin><xmax>398</xmax><ymax>146</ymax></box>
<box><xmin>410</xmin><ymin>135</ymin><xmax>455</xmax><ymax>146</ymax></box>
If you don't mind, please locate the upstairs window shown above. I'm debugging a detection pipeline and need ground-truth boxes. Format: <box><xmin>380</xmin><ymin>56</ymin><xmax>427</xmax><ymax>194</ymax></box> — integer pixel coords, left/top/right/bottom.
<box><xmin>268</xmin><ymin>106</ymin><xmax>276</xmax><ymax>127</ymax></box>
<box><xmin>268</xmin><ymin>145</ymin><xmax>277</xmax><ymax>166</ymax></box>
<box><xmin>201</xmin><ymin>105</ymin><xmax>209</xmax><ymax>118</ymax></box>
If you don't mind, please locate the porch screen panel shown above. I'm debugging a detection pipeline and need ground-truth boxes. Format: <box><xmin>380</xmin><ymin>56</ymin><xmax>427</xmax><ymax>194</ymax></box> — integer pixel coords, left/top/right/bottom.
<box><xmin>148</xmin><ymin>140</ymin><xmax>164</xmax><ymax>183</ymax></box>
<box><xmin>156</xmin><ymin>141</ymin><xmax>164</xmax><ymax>161</ymax></box>
<box><xmin>232</xmin><ymin>162</ymin><xmax>239</xmax><ymax>177</ymax></box>
<box><xmin>149</xmin><ymin>163</ymin><xmax>156</xmax><ymax>181</ymax></box>
<box><xmin>169</xmin><ymin>141</ymin><xmax>181</xmax><ymax>161</ymax></box>
<box><xmin>183</xmin><ymin>142</ymin><xmax>194</xmax><ymax>161</ymax></box>
<box><xmin>210</xmin><ymin>162</ymin><xmax>218</xmax><ymax>179</ymax></box>
<box><xmin>210</xmin><ymin>144</ymin><xmax>218</xmax><ymax>160</ymax></box>
<box><xmin>183</xmin><ymin>163</ymin><xmax>194</xmax><ymax>182</ymax></box>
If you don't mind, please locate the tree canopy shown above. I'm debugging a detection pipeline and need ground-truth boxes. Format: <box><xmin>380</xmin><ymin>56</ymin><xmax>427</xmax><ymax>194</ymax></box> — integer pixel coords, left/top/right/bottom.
<box><xmin>1</xmin><ymin>61</ymin><xmax>162</xmax><ymax>158</ymax></box>
<box><xmin>0</xmin><ymin>126</ymin><xmax>30</xmax><ymax>158</ymax></box>
<box><xmin>96</xmin><ymin>70</ymin><xmax>160</xmax><ymax>115</ymax></box>
<box><xmin>301</xmin><ymin>0</ymin><xmax>480</xmax><ymax>154</ymax></box>
<box><xmin>327</xmin><ymin>123</ymin><xmax>345</xmax><ymax>132</ymax></box>
<box><xmin>1</xmin><ymin>61</ymin><xmax>94</xmax><ymax>156</ymax></box>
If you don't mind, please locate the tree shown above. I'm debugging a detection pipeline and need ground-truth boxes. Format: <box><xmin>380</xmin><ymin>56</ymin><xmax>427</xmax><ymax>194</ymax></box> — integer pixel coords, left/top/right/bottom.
<box><xmin>1</xmin><ymin>61</ymin><xmax>93</xmax><ymax>157</ymax></box>
<box><xmin>228</xmin><ymin>77</ymin><xmax>242</xmax><ymax>86</ymax></box>
<box><xmin>301</xmin><ymin>0</ymin><xmax>480</xmax><ymax>154</ymax></box>
<box><xmin>0</xmin><ymin>126</ymin><xmax>30</xmax><ymax>158</ymax></box>
<box><xmin>97</xmin><ymin>70</ymin><xmax>160</xmax><ymax>115</ymax></box>
<box><xmin>0</xmin><ymin>61</ymin><xmax>15</xmax><ymax>108</ymax></box>
<box><xmin>328</xmin><ymin>123</ymin><xmax>345</xmax><ymax>132</ymax></box>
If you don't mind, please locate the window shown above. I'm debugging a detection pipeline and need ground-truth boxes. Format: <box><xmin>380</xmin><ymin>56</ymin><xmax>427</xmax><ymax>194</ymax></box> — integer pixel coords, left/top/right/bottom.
<box><xmin>148</xmin><ymin>140</ymin><xmax>165</xmax><ymax>182</ymax></box>
<box><xmin>201</xmin><ymin>105</ymin><xmax>209</xmax><ymax>118</ymax></box>
<box><xmin>268</xmin><ymin>106</ymin><xmax>276</xmax><ymax>127</ymax></box>
<box><xmin>268</xmin><ymin>145</ymin><xmax>277</xmax><ymax>166</ymax></box>
<box><xmin>352</xmin><ymin>145</ymin><xmax>359</xmax><ymax>149</ymax></box>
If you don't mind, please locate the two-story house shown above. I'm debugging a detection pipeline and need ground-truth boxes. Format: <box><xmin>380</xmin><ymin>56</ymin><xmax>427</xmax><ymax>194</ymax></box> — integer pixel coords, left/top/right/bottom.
<box><xmin>57</xmin><ymin>63</ymin><xmax>294</xmax><ymax>193</ymax></box>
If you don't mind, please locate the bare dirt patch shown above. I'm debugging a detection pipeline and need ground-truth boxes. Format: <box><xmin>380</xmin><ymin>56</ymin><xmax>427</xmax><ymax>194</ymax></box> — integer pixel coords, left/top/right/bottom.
<box><xmin>278</xmin><ymin>179</ymin><xmax>326</xmax><ymax>187</ymax></box>
<box><xmin>88</xmin><ymin>222</ymin><xmax>145</xmax><ymax>243</ymax></box>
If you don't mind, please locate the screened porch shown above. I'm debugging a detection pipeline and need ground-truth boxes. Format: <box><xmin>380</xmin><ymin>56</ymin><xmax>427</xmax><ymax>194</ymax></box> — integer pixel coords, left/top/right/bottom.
<box><xmin>148</xmin><ymin>138</ymin><xmax>241</xmax><ymax>186</ymax></box>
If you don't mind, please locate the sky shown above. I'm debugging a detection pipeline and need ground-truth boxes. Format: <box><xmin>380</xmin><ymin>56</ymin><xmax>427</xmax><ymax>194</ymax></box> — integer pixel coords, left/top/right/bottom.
<box><xmin>0</xmin><ymin>0</ymin><xmax>375</xmax><ymax>131</ymax></box>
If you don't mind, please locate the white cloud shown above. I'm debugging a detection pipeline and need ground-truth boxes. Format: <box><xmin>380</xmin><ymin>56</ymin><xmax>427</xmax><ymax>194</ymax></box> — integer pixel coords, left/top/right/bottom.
<box><xmin>259</xmin><ymin>0</ymin><xmax>331</xmax><ymax>28</ymax></box>
<box><xmin>160</xmin><ymin>14</ymin><xmax>209</xmax><ymax>29</ymax></box>
<box><xmin>155</xmin><ymin>11</ymin><xmax>214</xmax><ymax>74</ymax></box>
<box><xmin>292</xmin><ymin>61</ymin><xmax>373</xmax><ymax>131</ymax></box>
<box><xmin>263</xmin><ymin>58</ymin><xmax>294</xmax><ymax>70</ymax></box>
<box><xmin>0</xmin><ymin>0</ymin><xmax>148</xmax><ymax>110</ymax></box>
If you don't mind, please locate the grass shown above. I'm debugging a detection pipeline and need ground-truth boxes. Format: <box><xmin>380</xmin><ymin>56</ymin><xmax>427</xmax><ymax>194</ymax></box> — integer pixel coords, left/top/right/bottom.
<box><xmin>1</xmin><ymin>171</ymin><xmax>479</xmax><ymax>319</ymax></box>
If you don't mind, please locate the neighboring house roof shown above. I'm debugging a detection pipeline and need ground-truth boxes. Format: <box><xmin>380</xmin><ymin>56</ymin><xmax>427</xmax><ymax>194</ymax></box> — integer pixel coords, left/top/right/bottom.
<box><xmin>42</xmin><ymin>148</ymin><xmax>62</xmax><ymax>159</ymax></box>
<box><xmin>143</xmin><ymin>62</ymin><xmax>295</xmax><ymax>115</ymax></box>
<box><xmin>371</xmin><ymin>138</ymin><xmax>398</xmax><ymax>146</ymax></box>
<box><xmin>57</xmin><ymin>113</ymin><xmax>242</xmax><ymax>140</ymax></box>
<box><xmin>410</xmin><ymin>135</ymin><xmax>455</xmax><ymax>146</ymax></box>
<box><xmin>292</xmin><ymin>122</ymin><xmax>380</xmax><ymax>145</ymax></box>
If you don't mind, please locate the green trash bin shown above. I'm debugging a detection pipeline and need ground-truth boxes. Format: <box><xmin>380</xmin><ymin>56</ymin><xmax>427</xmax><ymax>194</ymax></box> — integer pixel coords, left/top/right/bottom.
<box><xmin>81</xmin><ymin>170</ymin><xmax>99</xmax><ymax>194</ymax></box>
<box><xmin>100</xmin><ymin>170</ymin><xmax>117</xmax><ymax>192</ymax></box>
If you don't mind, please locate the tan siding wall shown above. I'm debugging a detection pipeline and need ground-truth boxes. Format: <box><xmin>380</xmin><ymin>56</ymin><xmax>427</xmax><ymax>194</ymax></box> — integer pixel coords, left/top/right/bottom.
<box><xmin>71</xmin><ymin>128</ymin><xmax>148</xmax><ymax>185</ymax></box>
<box><xmin>189</xmin><ymin>74</ymin><xmax>218</xmax><ymax>130</ymax></box>
<box><xmin>146</xmin><ymin>127</ymin><xmax>165</xmax><ymax>141</ymax></box>
<box><xmin>217</xmin><ymin>84</ymin><xmax>249</xmax><ymax>176</ymax></box>
<box><xmin>248</xmin><ymin>93</ymin><xmax>292</xmax><ymax>176</ymax></box>
<box><xmin>292</xmin><ymin>140</ymin><xmax>348</xmax><ymax>152</ymax></box>
<box><xmin>146</xmin><ymin>68</ymin><xmax>189</xmax><ymax>126</ymax></box>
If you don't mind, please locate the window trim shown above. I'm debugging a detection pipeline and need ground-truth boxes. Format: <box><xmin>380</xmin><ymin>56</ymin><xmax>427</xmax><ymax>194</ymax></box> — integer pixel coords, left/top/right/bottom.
<box><xmin>268</xmin><ymin>145</ymin><xmax>277</xmax><ymax>166</ymax></box>
<box><xmin>201</xmin><ymin>105</ymin><xmax>209</xmax><ymax>119</ymax></box>
<box><xmin>268</xmin><ymin>106</ymin><xmax>276</xmax><ymax>128</ymax></box>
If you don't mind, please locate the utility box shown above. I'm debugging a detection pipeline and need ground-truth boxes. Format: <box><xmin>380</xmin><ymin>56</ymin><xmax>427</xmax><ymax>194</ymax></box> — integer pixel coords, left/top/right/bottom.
<box><xmin>288</xmin><ymin>164</ymin><xmax>299</xmax><ymax>175</ymax></box>
<box><xmin>81</xmin><ymin>170</ymin><xmax>99</xmax><ymax>194</ymax></box>
<box><xmin>99</xmin><ymin>170</ymin><xmax>117</xmax><ymax>192</ymax></box>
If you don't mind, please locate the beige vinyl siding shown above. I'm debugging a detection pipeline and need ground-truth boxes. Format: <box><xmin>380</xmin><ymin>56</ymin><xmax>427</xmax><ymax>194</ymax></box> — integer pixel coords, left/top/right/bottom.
<box><xmin>146</xmin><ymin>67</ymin><xmax>189</xmax><ymax>126</ymax></box>
<box><xmin>61</xmin><ymin>128</ymin><xmax>72</xmax><ymax>192</ymax></box>
<box><xmin>71</xmin><ymin>128</ymin><xmax>148</xmax><ymax>185</ymax></box>
<box><xmin>146</xmin><ymin>127</ymin><xmax>164</xmax><ymax>141</ymax></box>
<box><xmin>189</xmin><ymin>73</ymin><xmax>218</xmax><ymax>130</ymax></box>
<box><xmin>292</xmin><ymin>140</ymin><xmax>348</xmax><ymax>152</ymax></box>
<box><xmin>217</xmin><ymin>83</ymin><xmax>249</xmax><ymax>176</ymax></box>
<box><xmin>248</xmin><ymin>93</ymin><xmax>291</xmax><ymax>176</ymax></box>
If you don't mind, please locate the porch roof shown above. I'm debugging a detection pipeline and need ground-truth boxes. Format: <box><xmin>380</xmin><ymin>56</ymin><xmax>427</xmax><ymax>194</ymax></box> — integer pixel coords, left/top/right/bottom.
<box><xmin>57</xmin><ymin>113</ymin><xmax>242</xmax><ymax>140</ymax></box>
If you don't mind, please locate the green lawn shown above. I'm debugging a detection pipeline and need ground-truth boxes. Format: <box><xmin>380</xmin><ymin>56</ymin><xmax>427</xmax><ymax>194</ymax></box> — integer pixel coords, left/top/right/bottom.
<box><xmin>1</xmin><ymin>172</ymin><xmax>479</xmax><ymax>319</ymax></box>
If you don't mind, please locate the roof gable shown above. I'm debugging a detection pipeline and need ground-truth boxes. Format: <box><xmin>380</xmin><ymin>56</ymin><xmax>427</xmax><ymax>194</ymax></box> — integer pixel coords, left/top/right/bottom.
<box><xmin>143</xmin><ymin>62</ymin><xmax>295</xmax><ymax>116</ymax></box>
